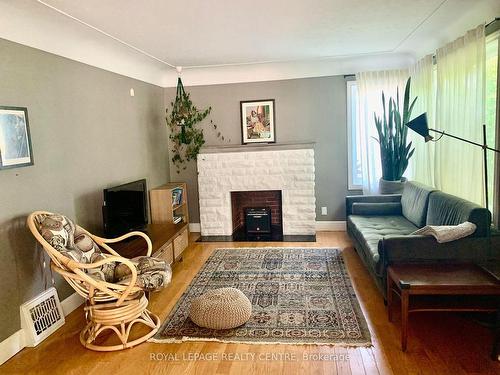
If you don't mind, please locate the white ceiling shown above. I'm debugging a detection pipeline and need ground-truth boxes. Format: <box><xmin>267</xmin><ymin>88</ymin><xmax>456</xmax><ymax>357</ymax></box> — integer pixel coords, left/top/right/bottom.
<box><xmin>0</xmin><ymin>0</ymin><xmax>498</xmax><ymax>86</ymax></box>
<box><xmin>37</xmin><ymin>0</ymin><xmax>447</xmax><ymax>66</ymax></box>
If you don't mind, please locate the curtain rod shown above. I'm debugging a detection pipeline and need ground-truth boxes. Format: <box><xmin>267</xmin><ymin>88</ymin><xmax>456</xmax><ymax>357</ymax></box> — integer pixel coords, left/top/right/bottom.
<box><xmin>428</xmin><ymin>19</ymin><xmax>499</xmax><ymax>65</ymax></box>
<box><xmin>486</xmin><ymin>17</ymin><xmax>499</xmax><ymax>35</ymax></box>
<box><xmin>344</xmin><ymin>19</ymin><xmax>498</xmax><ymax>75</ymax></box>
<box><xmin>486</xmin><ymin>17</ymin><xmax>499</xmax><ymax>28</ymax></box>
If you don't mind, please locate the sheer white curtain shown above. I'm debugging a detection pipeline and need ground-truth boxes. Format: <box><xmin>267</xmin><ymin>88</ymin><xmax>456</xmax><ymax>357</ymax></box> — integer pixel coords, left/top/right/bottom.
<box><xmin>434</xmin><ymin>25</ymin><xmax>486</xmax><ymax>205</ymax></box>
<box><xmin>408</xmin><ymin>55</ymin><xmax>436</xmax><ymax>186</ymax></box>
<box><xmin>356</xmin><ymin>70</ymin><xmax>409</xmax><ymax>194</ymax></box>
<box><xmin>356</xmin><ymin>25</ymin><xmax>486</xmax><ymax>204</ymax></box>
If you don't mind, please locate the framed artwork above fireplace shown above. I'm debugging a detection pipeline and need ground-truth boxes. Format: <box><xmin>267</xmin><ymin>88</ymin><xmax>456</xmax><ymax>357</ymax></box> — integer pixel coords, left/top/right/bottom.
<box><xmin>240</xmin><ymin>99</ymin><xmax>275</xmax><ymax>144</ymax></box>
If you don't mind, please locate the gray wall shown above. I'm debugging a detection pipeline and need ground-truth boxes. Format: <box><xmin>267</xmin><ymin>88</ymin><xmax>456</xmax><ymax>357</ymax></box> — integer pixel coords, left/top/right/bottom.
<box><xmin>165</xmin><ymin>76</ymin><xmax>358</xmax><ymax>224</ymax></box>
<box><xmin>0</xmin><ymin>38</ymin><xmax>169</xmax><ymax>341</ymax></box>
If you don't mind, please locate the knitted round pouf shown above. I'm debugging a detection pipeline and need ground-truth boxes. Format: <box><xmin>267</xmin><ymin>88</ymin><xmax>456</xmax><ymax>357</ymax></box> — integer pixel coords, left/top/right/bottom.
<box><xmin>189</xmin><ymin>287</ymin><xmax>252</xmax><ymax>330</ymax></box>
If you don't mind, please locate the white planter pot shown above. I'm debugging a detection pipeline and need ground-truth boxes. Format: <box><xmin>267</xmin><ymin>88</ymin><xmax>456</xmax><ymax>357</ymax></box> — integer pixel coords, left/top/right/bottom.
<box><xmin>379</xmin><ymin>177</ymin><xmax>407</xmax><ymax>194</ymax></box>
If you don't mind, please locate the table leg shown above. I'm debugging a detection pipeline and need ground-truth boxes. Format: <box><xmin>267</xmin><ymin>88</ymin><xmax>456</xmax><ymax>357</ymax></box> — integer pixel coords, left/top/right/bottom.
<box><xmin>387</xmin><ymin>275</ymin><xmax>394</xmax><ymax>323</ymax></box>
<box><xmin>492</xmin><ymin>307</ymin><xmax>499</xmax><ymax>361</ymax></box>
<box><xmin>401</xmin><ymin>289</ymin><xmax>409</xmax><ymax>352</ymax></box>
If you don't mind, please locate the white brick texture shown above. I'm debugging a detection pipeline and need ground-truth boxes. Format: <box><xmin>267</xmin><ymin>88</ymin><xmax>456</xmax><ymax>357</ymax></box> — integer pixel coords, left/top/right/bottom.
<box><xmin>197</xmin><ymin>148</ymin><xmax>316</xmax><ymax>236</ymax></box>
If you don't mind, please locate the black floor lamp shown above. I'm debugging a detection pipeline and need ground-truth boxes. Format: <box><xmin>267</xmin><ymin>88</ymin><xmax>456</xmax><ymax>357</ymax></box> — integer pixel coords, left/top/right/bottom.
<box><xmin>406</xmin><ymin>113</ymin><xmax>500</xmax><ymax>209</ymax></box>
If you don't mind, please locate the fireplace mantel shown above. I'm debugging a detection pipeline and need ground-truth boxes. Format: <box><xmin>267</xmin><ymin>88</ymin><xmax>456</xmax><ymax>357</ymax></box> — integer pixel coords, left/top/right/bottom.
<box><xmin>199</xmin><ymin>141</ymin><xmax>315</xmax><ymax>154</ymax></box>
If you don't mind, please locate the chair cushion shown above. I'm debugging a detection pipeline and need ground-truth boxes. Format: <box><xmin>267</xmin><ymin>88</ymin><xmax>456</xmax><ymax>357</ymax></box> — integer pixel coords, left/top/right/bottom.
<box><xmin>38</xmin><ymin>214</ymin><xmax>101</xmax><ymax>263</ymax></box>
<box><xmin>38</xmin><ymin>214</ymin><xmax>76</xmax><ymax>253</ymax></box>
<box><xmin>37</xmin><ymin>214</ymin><xmax>115</xmax><ymax>282</ymax></box>
<box><xmin>401</xmin><ymin>181</ymin><xmax>435</xmax><ymax>227</ymax></box>
<box><xmin>36</xmin><ymin>213</ymin><xmax>171</xmax><ymax>290</ymax></box>
<box><xmin>348</xmin><ymin>215</ymin><xmax>418</xmax><ymax>266</ymax></box>
<box><xmin>72</xmin><ymin>227</ymin><xmax>117</xmax><ymax>282</ymax></box>
<box><xmin>115</xmin><ymin>256</ymin><xmax>172</xmax><ymax>292</ymax></box>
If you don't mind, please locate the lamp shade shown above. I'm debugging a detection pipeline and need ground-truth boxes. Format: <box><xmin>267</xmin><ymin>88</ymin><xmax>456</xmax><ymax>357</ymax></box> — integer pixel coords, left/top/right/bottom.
<box><xmin>406</xmin><ymin>113</ymin><xmax>433</xmax><ymax>142</ymax></box>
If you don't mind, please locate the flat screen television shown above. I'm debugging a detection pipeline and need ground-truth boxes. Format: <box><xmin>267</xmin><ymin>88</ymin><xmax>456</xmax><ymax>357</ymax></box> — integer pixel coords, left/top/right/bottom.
<box><xmin>102</xmin><ymin>179</ymin><xmax>148</xmax><ymax>237</ymax></box>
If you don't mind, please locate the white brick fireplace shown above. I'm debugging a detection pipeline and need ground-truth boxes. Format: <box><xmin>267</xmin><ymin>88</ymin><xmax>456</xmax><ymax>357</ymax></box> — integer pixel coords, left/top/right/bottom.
<box><xmin>197</xmin><ymin>144</ymin><xmax>316</xmax><ymax>237</ymax></box>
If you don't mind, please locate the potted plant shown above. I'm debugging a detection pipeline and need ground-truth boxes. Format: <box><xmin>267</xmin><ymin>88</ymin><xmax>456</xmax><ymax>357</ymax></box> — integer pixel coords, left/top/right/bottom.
<box><xmin>373</xmin><ymin>77</ymin><xmax>417</xmax><ymax>194</ymax></box>
<box><xmin>167</xmin><ymin>77</ymin><xmax>228</xmax><ymax>174</ymax></box>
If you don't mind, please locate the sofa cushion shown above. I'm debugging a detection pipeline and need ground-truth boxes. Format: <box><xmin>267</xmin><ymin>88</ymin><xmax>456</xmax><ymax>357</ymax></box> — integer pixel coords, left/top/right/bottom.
<box><xmin>401</xmin><ymin>181</ymin><xmax>435</xmax><ymax>227</ymax></box>
<box><xmin>426</xmin><ymin>191</ymin><xmax>491</xmax><ymax>237</ymax></box>
<box><xmin>351</xmin><ymin>202</ymin><xmax>402</xmax><ymax>216</ymax></box>
<box><xmin>348</xmin><ymin>215</ymin><xmax>418</xmax><ymax>266</ymax></box>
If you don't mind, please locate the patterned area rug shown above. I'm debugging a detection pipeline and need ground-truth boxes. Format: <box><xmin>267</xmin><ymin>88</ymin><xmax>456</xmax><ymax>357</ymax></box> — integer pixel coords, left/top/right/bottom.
<box><xmin>151</xmin><ymin>247</ymin><xmax>371</xmax><ymax>346</ymax></box>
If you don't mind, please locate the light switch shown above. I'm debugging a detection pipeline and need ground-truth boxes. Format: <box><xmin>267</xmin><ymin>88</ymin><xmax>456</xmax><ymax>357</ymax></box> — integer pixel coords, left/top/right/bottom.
<box><xmin>321</xmin><ymin>207</ymin><xmax>327</xmax><ymax>215</ymax></box>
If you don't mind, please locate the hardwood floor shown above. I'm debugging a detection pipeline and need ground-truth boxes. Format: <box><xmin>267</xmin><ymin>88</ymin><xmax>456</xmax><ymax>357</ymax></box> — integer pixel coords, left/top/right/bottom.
<box><xmin>1</xmin><ymin>232</ymin><xmax>498</xmax><ymax>375</ymax></box>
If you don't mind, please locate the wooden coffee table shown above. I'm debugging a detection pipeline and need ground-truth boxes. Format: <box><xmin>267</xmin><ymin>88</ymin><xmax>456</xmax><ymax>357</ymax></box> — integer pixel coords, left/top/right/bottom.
<box><xmin>387</xmin><ymin>263</ymin><xmax>500</xmax><ymax>356</ymax></box>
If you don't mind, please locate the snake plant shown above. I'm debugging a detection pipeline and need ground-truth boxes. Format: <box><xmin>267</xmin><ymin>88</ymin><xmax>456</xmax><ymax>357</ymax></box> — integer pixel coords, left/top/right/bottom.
<box><xmin>373</xmin><ymin>77</ymin><xmax>417</xmax><ymax>181</ymax></box>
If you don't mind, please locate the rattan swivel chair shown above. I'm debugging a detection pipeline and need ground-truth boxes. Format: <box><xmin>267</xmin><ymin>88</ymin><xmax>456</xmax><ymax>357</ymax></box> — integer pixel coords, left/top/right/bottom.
<box><xmin>27</xmin><ymin>211</ymin><xmax>171</xmax><ymax>351</ymax></box>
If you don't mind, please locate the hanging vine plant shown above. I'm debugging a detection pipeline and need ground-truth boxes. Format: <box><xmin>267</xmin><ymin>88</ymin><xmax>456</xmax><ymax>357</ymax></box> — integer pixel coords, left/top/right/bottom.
<box><xmin>166</xmin><ymin>74</ymin><xmax>228</xmax><ymax>173</ymax></box>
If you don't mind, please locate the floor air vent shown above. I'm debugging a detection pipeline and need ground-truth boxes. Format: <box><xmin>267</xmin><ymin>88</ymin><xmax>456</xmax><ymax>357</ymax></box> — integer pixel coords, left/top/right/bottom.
<box><xmin>20</xmin><ymin>287</ymin><xmax>65</xmax><ymax>347</ymax></box>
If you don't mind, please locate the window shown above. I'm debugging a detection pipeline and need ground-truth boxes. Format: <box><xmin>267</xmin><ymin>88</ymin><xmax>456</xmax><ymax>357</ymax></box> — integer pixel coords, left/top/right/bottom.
<box><xmin>347</xmin><ymin>80</ymin><xmax>362</xmax><ymax>190</ymax></box>
<box><xmin>345</xmin><ymin>28</ymin><xmax>498</xmax><ymax>197</ymax></box>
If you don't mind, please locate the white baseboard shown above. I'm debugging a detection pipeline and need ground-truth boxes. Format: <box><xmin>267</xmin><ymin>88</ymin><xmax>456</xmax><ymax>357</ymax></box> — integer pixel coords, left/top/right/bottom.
<box><xmin>0</xmin><ymin>291</ymin><xmax>84</xmax><ymax>366</ymax></box>
<box><xmin>315</xmin><ymin>220</ymin><xmax>346</xmax><ymax>231</ymax></box>
<box><xmin>191</xmin><ymin>221</ymin><xmax>346</xmax><ymax>233</ymax></box>
<box><xmin>0</xmin><ymin>329</ymin><xmax>25</xmax><ymax>366</ymax></box>
<box><xmin>60</xmin><ymin>292</ymin><xmax>85</xmax><ymax>317</ymax></box>
<box><xmin>189</xmin><ymin>223</ymin><xmax>201</xmax><ymax>232</ymax></box>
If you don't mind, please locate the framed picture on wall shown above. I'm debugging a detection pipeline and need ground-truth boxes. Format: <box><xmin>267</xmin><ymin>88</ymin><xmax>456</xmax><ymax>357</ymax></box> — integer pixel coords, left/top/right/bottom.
<box><xmin>0</xmin><ymin>106</ymin><xmax>34</xmax><ymax>170</ymax></box>
<box><xmin>240</xmin><ymin>99</ymin><xmax>276</xmax><ymax>144</ymax></box>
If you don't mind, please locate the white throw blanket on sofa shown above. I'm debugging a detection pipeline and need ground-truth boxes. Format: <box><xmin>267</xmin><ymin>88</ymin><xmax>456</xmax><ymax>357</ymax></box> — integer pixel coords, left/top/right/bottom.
<box><xmin>411</xmin><ymin>221</ymin><xmax>477</xmax><ymax>243</ymax></box>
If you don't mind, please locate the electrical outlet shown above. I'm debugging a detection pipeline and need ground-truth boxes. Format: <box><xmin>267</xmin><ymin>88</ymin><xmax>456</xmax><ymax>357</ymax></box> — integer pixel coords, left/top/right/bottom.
<box><xmin>321</xmin><ymin>206</ymin><xmax>327</xmax><ymax>215</ymax></box>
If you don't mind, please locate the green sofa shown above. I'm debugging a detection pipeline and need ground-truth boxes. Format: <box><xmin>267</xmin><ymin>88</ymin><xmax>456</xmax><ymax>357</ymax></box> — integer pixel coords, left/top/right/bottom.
<box><xmin>346</xmin><ymin>181</ymin><xmax>498</xmax><ymax>296</ymax></box>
